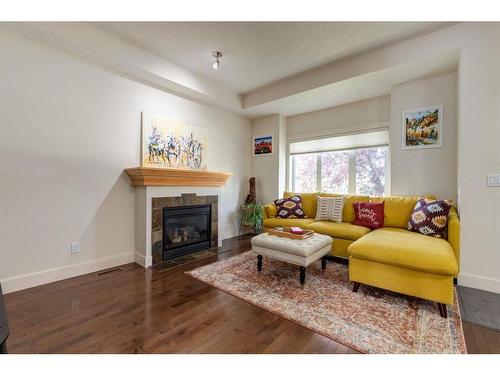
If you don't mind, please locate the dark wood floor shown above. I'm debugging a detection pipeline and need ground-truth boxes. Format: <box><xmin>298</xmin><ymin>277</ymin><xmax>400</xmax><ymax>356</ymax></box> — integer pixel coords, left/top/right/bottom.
<box><xmin>3</xmin><ymin>235</ymin><xmax>500</xmax><ymax>353</ymax></box>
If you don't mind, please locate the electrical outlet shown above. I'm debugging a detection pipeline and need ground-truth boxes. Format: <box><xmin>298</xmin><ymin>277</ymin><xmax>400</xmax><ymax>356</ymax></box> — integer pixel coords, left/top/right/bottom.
<box><xmin>487</xmin><ymin>174</ymin><xmax>500</xmax><ymax>187</ymax></box>
<box><xmin>71</xmin><ymin>242</ymin><xmax>80</xmax><ymax>254</ymax></box>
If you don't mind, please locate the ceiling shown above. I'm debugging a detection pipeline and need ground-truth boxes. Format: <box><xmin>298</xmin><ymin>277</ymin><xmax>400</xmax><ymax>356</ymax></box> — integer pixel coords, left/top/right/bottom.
<box><xmin>243</xmin><ymin>50</ymin><xmax>459</xmax><ymax>118</ymax></box>
<box><xmin>96</xmin><ymin>22</ymin><xmax>454</xmax><ymax>94</ymax></box>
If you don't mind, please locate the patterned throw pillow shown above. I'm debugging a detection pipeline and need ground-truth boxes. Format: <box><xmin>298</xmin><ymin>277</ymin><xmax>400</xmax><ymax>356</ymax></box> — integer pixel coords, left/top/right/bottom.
<box><xmin>353</xmin><ymin>202</ymin><xmax>385</xmax><ymax>229</ymax></box>
<box><xmin>274</xmin><ymin>196</ymin><xmax>306</xmax><ymax>219</ymax></box>
<box><xmin>315</xmin><ymin>196</ymin><xmax>344</xmax><ymax>223</ymax></box>
<box><xmin>407</xmin><ymin>198</ymin><xmax>452</xmax><ymax>238</ymax></box>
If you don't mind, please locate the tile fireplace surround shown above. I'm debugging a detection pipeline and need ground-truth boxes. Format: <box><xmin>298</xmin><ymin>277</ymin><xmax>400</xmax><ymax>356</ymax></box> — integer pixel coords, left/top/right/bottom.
<box><xmin>151</xmin><ymin>194</ymin><xmax>218</xmax><ymax>265</ymax></box>
<box><xmin>134</xmin><ymin>186</ymin><xmax>223</xmax><ymax>268</ymax></box>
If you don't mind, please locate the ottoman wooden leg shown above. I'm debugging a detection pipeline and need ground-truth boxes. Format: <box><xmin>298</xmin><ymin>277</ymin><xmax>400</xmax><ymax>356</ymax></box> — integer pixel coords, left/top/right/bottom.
<box><xmin>352</xmin><ymin>282</ymin><xmax>360</xmax><ymax>293</ymax></box>
<box><xmin>438</xmin><ymin>303</ymin><xmax>448</xmax><ymax>318</ymax></box>
<box><xmin>299</xmin><ymin>266</ymin><xmax>306</xmax><ymax>285</ymax></box>
<box><xmin>321</xmin><ymin>256</ymin><xmax>327</xmax><ymax>270</ymax></box>
<box><xmin>257</xmin><ymin>255</ymin><xmax>263</xmax><ymax>272</ymax></box>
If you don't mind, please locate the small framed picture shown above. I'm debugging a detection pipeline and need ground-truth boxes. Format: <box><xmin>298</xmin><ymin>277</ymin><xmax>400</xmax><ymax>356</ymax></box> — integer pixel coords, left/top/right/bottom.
<box><xmin>253</xmin><ymin>134</ymin><xmax>273</xmax><ymax>156</ymax></box>
<box><xmin>402</xmin><ymin>105</ymin><xmax>442</xmax><ymax>149</ymax></box>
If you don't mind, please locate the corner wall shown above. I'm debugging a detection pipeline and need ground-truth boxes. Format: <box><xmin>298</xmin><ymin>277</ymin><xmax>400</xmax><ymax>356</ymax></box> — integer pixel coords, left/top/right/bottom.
<box><xmin>251</xmin><ymin>114</ymin><xmax>286</xmax><ymax>204</ymax></box>
<box><xmin>0</xmin><ymin>30</ymin><xmax>251</xmax><ymax>293</ymax></box>
<box><xmin>390</xmin><ymin>71</ymin><xmax>458</xmax><ymax>201</ymax></box>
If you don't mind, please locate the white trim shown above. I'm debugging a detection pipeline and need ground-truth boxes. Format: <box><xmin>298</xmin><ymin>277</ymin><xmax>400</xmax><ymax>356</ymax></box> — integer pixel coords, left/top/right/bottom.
<box><xmin>134</xmin><ymin>253</ymin><xmax>153</xmax><ymax>268</ymax></box>
<box><xmin>0</xmin><ymin>252</ymin><xmax>135</xmax><ymax>294</ymax></box>
<box><xmin>348</xmin><ymin>151</ymin><xmax>356</xmax><ymax>194</ymax></box>
<box><xmin>458</xmin><ymin>273</ymin><xmax>500</xmax><ymax>294</ymax></box>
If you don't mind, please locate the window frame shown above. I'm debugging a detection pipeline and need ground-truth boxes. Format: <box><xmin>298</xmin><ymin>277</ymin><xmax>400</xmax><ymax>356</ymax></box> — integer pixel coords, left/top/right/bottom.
<box><xmin>289</xmin><ymin>144</ymin><xmax>390</xmax><ymax>196</ymax></box>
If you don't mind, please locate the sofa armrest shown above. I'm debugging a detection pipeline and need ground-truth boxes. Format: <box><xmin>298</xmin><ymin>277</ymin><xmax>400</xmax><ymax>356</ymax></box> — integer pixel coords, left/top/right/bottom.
<box><xmin>262</xmin><ymin>203</ymin><xmax>277</xmax><ymax>221</ymax></box>
<box><xmin>448</xmin><ymin>207</ymin><xmax>460</xmax><ymax>273</ymax></box>
<box><xmin>262</xmin><ymin>205</ymin><xmax>269</xmax><ymax>220</ymax></box>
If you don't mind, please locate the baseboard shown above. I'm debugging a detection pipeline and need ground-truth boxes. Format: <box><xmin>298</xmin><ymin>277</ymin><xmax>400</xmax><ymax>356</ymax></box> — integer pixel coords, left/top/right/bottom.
<box><xmin>134</xmin><ymin>252</ymin><xmax>152</xmax><ymax>268</ymax></box>
<box><xmin>1</xmin><ymin>252</ymin><xmax>135</xmax><ymax>294</ymax></box>
<box><xmin>458</xmin><ymin>273</ymin><xmax>500</xmax><ymax>294</ymax></box>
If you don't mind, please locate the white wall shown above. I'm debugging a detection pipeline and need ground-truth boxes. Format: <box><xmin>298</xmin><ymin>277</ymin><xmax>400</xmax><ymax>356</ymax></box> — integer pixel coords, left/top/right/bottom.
<box><xmin>0</xmin><ymin>30</ymin><xmax>251</xmax><ymax>292</ymax></box>
<box><xmin>453</xmin><ymin>24</ymin><xmax>500</xmax><ymax>292</ymax></box>
<box><xmin>251</xmin><ymin>114</ymin><xmax>286</xmax><ymax>204</ymax></box>
<box><xmin>390</xmin><ymin>72</ymin><xmax>457</xmax><ymax>201</ymax></box>
<box><xmin>285</xmin><ymin>23</ymin><xmax>500</xmax><ymax>293</ymax></box>
<box><xmin>287</xmin><ymin>96</ymin><xmax>390</xmax><ymax>140</ymax></box>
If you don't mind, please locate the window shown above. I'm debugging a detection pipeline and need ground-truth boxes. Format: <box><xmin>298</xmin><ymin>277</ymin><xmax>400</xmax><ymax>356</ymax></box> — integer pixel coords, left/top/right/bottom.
<box><xmin>289</xmin><ymin>130</ymin><xmax>389</xmax><ymax>196</ymax></box>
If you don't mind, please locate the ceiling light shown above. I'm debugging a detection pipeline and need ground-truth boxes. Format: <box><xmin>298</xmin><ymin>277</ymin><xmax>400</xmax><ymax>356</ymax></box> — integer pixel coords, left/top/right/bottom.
<box><xmin>212</xmin><ymin>51</ymin><xmax>222</xmax><ymax>70</ymax></box>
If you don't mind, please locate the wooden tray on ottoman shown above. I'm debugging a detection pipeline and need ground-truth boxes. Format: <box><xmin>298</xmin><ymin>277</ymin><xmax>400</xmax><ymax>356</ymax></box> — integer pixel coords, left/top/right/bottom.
<box><xmin>268</xmin><ymin>227</ymin><xmax>314</xmax><ymax>240</ymax></box>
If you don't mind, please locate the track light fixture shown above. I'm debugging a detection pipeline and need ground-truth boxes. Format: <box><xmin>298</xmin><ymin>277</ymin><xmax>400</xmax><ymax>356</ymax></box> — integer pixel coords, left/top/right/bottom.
<box><xmin>212</xmin><ymin>51</ymin><xmax>222</xmax><ymax>70</ymax></box>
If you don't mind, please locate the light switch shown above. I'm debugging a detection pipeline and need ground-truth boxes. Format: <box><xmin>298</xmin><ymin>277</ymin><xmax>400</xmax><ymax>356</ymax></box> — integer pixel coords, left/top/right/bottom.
<box><xmin>487</xmin><ymin>174</ymin><xmax>500</xmax><ymax>187</ymax></box>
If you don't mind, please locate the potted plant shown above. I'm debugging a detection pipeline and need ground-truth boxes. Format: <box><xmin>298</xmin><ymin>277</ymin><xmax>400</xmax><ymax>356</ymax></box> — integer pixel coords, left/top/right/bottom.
<box><xmin>240</xmin><ymin>202</ymin><xmax>263</xmax><ymax>233</ymax></box>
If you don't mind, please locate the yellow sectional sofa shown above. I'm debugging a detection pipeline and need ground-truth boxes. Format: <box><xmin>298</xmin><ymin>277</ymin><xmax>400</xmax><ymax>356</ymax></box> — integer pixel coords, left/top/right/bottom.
<box><xmin>262</xmin><ymin>192</ymin><xmax>460</xmax><ymax>317</ymax></box>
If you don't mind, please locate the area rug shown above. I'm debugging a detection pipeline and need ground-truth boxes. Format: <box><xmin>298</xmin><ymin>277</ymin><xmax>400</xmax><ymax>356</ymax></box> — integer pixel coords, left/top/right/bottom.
<box><xmin>186</xmin><ymin>251</ymin><xmax>467</xmax><ymax>354</ymax></box>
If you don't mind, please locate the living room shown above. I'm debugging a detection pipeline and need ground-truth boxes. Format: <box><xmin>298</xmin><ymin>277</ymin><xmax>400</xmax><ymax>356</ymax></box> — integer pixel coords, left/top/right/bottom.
<box><xmin>1</xmin><ymin>0</ymin><xmax>499</xmax><ymax>371</ymax></box>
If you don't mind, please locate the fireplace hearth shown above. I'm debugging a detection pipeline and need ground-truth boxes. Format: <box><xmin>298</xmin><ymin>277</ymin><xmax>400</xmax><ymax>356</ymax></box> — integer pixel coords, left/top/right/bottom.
<box><xmin>163</xmin><ymin>204</ymin><xmax>211</xmax><ymax>260</ymax></box>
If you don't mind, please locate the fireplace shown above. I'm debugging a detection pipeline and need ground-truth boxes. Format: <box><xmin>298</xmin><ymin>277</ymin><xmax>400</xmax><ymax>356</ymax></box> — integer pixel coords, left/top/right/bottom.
<box><xmin>163</xmin><ymin>204</ymin><xmax>212</xmax><ymax>260</ymax></box>
<box><xmin>151</xmin><ymin>194</ymin><xmax>218</xmax><ymax>265</ymax></box>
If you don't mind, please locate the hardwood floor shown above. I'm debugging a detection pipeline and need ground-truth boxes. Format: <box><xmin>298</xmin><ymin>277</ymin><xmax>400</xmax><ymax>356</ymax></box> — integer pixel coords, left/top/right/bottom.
<box><xmin>3</xmin><ymin>235</ymin><xmax>500</xmax><ymax>354</ymax></box>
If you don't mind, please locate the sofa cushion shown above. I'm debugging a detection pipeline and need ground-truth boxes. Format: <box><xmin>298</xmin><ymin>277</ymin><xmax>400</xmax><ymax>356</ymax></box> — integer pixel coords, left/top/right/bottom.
<box><xmin>315</xmin><ymin>196</ymin><xmax>344</xmax><ymax>222</ymax></box>
<box><xmin>353</xmin><ymin>201</ymin><xmax>385</xmax><ymax>229</ymax></box>
<box><xmin>283</xmin><ymin>192</ymin><xmax>319</xmax><ymax>218</ymax></box>
<box><xmin>263</xmin><ymin>218</ymin><xmax>315</xmax><ymax>228</ymax></box>
<box><xmin>332</xmin><ymin>194</ymin><xmax>370</xmax><ymax>223</ymax></box>
<box><xmin>348</xmin><ymin>227</ymin><xmax>458</xmax><ymax>275</ymax></box>
<box><xmin>407</xmin><ymin>198</ymin><xmax>453</xmax><ymax>238</ymax></box>
<box><xmin>370</xmin><ymin>196</ymin><xmax>419</xmax><ymax>228</ymax></box>
<box><xmin>305</xmin><ymin>221</ymin><xmax>371</xmax><ymax>241</ymax></box>
<box><xmin>274</xmin><ymin>196</ymin><xmax>306</xmax><ymax>218</ymax></box>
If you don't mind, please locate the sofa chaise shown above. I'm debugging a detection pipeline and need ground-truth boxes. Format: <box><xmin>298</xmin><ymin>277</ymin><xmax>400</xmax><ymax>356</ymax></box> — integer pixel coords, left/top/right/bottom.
<box><xmin>262</xmin><ymin>192</ymin><xmax>460</xmax><ymax>318</ymax></box>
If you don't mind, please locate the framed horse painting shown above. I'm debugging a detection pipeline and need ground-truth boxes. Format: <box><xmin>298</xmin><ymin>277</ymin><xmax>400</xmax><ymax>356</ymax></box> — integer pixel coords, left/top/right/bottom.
<box><xmin>141</xmin><ymin>112</ymin><xmax>207</xmax><ymax>170</ymax></box>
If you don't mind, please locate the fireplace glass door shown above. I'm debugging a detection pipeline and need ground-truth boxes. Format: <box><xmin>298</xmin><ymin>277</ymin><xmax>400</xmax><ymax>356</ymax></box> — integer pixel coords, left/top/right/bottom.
<box><xmin>163</xmin><ymin>204</ymin><xmax>211</xmax><ymax>260</ymax></box>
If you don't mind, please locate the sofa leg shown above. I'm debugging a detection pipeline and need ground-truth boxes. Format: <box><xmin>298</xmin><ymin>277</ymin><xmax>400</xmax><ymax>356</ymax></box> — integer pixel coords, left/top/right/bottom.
<box><xmin>438</xmin><ymin>303</ymin><xmax>448</xmax><ymax>318</ymax></box>
<box><xmin>299</xmin><ymin>266</ymin><xmax>306</xmax><ymax>285</ymax></box>
<box><xmin>257</xmin><ymin>255</ymin><xmax>262</xmax><ymax>272</ymax></box>
<box><xmin>352</xmin><ymin>282</ymin><xmax>360</xmax><ymax>293</ymax></box>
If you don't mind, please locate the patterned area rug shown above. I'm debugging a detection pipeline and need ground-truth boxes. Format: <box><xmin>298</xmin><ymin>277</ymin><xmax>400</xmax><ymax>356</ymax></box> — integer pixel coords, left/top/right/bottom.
<box><xmin>186</xmin><ymin>251</ymin><xmax>467</xmax><ymax>354</ymax></box>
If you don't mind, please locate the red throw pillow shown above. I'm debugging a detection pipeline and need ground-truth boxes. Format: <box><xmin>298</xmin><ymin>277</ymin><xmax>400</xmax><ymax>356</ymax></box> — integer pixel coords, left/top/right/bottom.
<box><xmin>274</xmin><ymin>196</ymin><xmax>306</xmax><ymax>219</ymax></box>
<box><xmin>353</xmin><ymin>202</ymin><xmax>385</xmax><ymax>229</ymax></box>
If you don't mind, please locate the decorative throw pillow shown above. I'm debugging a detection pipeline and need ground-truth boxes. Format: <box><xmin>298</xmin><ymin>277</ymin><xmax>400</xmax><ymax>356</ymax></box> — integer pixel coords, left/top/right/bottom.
<box><xmin>274</xmin><ymin>196</ymin><xmax>306</xmax><ymax>219</ymax></box>
<box><xmin>315</xmin><ymin>196</ymin><xmax>344</xmax><ymax>223</ymax></box>
<box><xmin>407</xmin><ymin>198</ymin><xmax>452</xmax><ymax>238</ymax></box>
<box><xmin>353</xmin><ymin>202</ymin><xmax>385</xmax><ymax>229</ymax></box>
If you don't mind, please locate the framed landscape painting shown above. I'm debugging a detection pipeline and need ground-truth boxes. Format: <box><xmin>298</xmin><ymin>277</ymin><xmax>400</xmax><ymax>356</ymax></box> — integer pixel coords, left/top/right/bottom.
<box><xmin>141</xmin><ymin>112</ymin><xmax>207</xmax><ymax>169</ymax></box>
<box><xmin>253</xmin><ymin>134</ymin><xmax>273</xmax><ymax>156</ymax></box>
<box><xmin>402</xmin><ymin>105</ymin><xmax>442</xmax><ymax>149</ymax></box>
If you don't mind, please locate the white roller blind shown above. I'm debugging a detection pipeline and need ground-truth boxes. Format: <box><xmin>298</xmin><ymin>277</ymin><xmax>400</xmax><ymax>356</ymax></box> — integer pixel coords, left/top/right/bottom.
<box><xmin>289</xmin><ymin>129</ymin><xmax>389</xmax><ymax>155</ymax></box>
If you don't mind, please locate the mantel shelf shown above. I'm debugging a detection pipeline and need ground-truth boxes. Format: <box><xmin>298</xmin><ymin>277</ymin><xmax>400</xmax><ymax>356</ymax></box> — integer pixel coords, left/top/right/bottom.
<box><xmin>124</xmin><ymin>167</ymin><xmax>234</xmax><ymax>187</ymax></box>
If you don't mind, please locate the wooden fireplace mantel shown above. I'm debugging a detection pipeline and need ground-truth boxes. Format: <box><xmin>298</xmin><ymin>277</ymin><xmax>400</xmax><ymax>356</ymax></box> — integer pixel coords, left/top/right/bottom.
<box><xmin>124</xmin><ymin>167</ymin><xmax>234</xmax><ymax>187</ymax></box>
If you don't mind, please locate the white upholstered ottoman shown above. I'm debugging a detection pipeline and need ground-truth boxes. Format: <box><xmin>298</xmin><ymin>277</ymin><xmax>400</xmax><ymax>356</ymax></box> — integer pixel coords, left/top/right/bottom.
<box><xmin>251</xmin><ymin>232</ymin><xmax>333</xmax><ymax>285</ymax></box>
